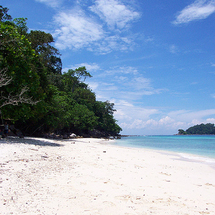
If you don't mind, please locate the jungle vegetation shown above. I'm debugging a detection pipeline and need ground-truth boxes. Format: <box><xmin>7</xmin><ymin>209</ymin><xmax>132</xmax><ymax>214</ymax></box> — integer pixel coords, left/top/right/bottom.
<box><xmin>0</xmin><ymin>6</ymin><xmax>122</xmax><ymax>137</ymax></box>
<box><xmin>178</xmin><ymin>123</ymin><xmax>215</xmax><ymax>135</ymax></box>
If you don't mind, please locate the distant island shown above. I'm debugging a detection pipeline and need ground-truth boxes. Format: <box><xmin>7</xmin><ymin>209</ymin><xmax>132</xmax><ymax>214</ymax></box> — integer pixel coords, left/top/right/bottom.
<box><xmin>178</xmin><ymin>123</ymin><xmax>215</xmax><ymax>135</ymax></box>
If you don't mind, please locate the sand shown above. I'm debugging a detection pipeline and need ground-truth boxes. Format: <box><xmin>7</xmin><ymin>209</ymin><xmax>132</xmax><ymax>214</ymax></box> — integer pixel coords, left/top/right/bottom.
<box><xmin>0</xmin><ymin>137</ymin><xmax>215</xmax><ymax>215</ymax></box>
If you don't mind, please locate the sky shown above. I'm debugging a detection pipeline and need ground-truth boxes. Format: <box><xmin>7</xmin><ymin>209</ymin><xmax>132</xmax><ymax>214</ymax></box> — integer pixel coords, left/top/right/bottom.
<box><xmin>1</xmin><ymin>0</ymin><xmax>215</xmax><ymax>135</ymax></box>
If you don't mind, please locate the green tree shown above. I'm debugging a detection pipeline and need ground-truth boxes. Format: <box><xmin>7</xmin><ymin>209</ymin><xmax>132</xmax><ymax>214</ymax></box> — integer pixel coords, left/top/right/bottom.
<box><xmin>61</xmin><ymin>67</ymin><xmax>91</xmax><ymax>93</ymax></box>
<box><xmin>13</xmin><ymin>18</ymin><xmax>28</xmax><ymax>35</ymax></box>
<box><xmin>0</xmin><ymin>6</ymin><xmax>12</xmax><ymax>22</ymax></box>
<box><xmin>1</xmin><ymin>5</ymin><xmax>122</xmax><ymax>137</ymax></box>
<box><xmin>70</xmin><ymin>104</ymin><xmax>98</xmax><ymax>133</ymax></box>
<box><xmin>94</xmin><ymin>101</ymin><xmax>122</xmax><ymax>136</ymax></box>
<box><xmin>178</xmin><ymin>129</ymin><xmax>187</xmax><ymax>135</ymax></box>
<box><xmin>186</xmin><ymin>123</ymin><xmax>215</xmax><ymax>135</ymax></box>
<box><xmin>0</xmin><ymin>20</ymin><xmax>42</xmax><ymax>118</ymax></box>
<box><xmin>27</xmin><ymin>30</ymin><xmax>62</xmax><ymax>75</ymax></box>
<box><xmin>72</xmin><ymin>88</ymin><xmax>96</xmax><ymax>111</ymax></box>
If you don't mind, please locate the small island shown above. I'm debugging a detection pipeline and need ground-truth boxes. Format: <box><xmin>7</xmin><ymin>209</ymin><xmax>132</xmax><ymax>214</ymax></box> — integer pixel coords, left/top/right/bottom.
<box><xmin>178</xmin><ymin>123</ymin><xmax>215</xmax><ymax>135</ymax></box>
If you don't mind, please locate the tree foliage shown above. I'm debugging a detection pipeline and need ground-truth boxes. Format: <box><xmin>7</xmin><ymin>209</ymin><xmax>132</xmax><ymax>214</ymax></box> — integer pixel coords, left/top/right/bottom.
<box><xmin>178</xmin><ymin>129</ymin><xmax>187</xmax><ymax>135</ymax></box>
<box><xmin>0</xmin><ymin>6</ymin><xmax>122</xmax><ymax>137</ymax></box>
<box><xmin>27</xmin><ymin>30</ymin><xmax>62</xmax><ymax>75</ymax></box>
<box><xmin>178</xmin><ymin>123</ymin><xmax>215</xmax><ymax>135</ymax></box>
<box><xmin>0</xmin><ymin>6</ymin><xmax>12</xmax><ymax>22</ymax></box>
<box><xmin>0</xmin><ymin>11</ymin><xmax>42</xmax><ymax>114</ymax></box>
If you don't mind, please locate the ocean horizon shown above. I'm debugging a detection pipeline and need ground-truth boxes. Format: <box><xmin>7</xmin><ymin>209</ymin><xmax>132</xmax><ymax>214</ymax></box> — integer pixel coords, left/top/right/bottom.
<box><xmin>114</xmin><ymin>135</ymin><xmax>215</xmax><ymax>165</ymax></box>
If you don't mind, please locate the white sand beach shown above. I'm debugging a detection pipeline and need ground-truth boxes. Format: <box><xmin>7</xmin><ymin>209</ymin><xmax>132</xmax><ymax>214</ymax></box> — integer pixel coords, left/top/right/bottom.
<box><xmin>0</xmin><ymin>137</ymin><xmax>215</xmax><ymax>215</ymax></box>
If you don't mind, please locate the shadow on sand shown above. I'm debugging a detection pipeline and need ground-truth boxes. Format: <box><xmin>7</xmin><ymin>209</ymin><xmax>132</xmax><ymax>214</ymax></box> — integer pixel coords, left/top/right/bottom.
<box><xmin>0</xmin><ymin>136</ymin><xmax>64</xmax><ymax>147</ymax></box>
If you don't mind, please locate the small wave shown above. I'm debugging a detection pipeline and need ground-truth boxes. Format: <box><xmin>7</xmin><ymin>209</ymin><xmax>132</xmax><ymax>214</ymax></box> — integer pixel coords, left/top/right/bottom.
<box><xmin>178</xmin><ymin>153</ymin><xmax>215</xmax><ymax>164</ymax></box>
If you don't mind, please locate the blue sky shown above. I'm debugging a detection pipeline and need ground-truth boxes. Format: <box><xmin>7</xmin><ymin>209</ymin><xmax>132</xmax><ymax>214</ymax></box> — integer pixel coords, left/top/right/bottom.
<box><xmin>2</xmin><ymin>0</ymin><xmax>215</xmax><ymax>135</ymax></box>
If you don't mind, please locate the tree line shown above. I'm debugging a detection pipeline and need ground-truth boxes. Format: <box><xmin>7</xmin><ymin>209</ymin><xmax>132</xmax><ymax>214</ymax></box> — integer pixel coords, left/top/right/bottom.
<box><xmin>0</xmin><ymin>6</ymin><xmax>122</xmax><ymax>138</ymax></box>
<box><xmin>178</xmin><ymin>123</ymin><xmax>215</xmax><ymax>135</ymax></box>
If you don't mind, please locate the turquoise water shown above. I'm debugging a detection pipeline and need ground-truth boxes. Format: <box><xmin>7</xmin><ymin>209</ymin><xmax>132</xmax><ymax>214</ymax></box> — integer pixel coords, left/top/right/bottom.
<box><xmin>114</xmin><ymin>135</ymin><xmax>215</xmax><ymax>160</ymax></box>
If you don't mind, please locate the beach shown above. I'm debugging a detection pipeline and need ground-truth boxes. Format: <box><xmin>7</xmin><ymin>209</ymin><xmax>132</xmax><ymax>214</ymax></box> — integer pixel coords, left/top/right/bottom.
<box><xmin>0</xmin><ymin>137</ymin><xmax>215</xmax><ymax>215</ymax></box>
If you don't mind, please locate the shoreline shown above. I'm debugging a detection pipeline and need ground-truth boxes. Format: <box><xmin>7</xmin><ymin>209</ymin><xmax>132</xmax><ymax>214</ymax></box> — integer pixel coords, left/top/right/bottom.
<box><xmin>112</xmin><ymin>140</ymin><xmax>215</xmax><ymax>171</ymax></box>
<box><xmin>116</xmin><ymin>135</ymin><xmax>215</xmax><ymax>161</ymax></box>
<box><xmin>1</xmin><ymin>137</ymin><xmax>215</xmax><ymax>214</ymax></box>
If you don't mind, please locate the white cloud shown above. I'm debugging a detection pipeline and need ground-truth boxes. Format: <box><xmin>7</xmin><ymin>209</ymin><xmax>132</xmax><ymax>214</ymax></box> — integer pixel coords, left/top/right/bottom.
<box><xmin>159</xmin><ymin>116</ymin><xmax>175</xmax><ymax>125</ymax></box>
<box><xmin>124</xmin><ymin>76</ymin><xmax>165</xmax><ymax>96</ymax></box>
<box><xmin>169</xmin><ymin>44</ymin><xmax>179</xmax><ymax>54</ymax></box>
<box><xmin>53</xmin><ymin>9</ymin><xmax>104</xmax><ymax>50</ymax></box>
<box><xmin>105</xmin><ymin>66</ymin><xmax>138</xmax><ymax>75</ymax></box>
<box><xmin>117</xmin><ymin>107</ymin><xmax>215</xmax><ymax>134</ymax></box>
<box><xmin>62</xmin><ymin>63</ymin><xmax>100</xmax><ymax>75</ymax></box>
<box><xmin>88</xmin><ymin>66</ymin><xmax>165</xmax><ymax>101</ymax></box>
<box><xmin>114</xmin><ymin>100</ymin><xmax>159</xmax><ymax>122</ymax></box>
<box><xmin>86</xmin><ymin>65</ymin><xmax>215</xmax><ymax>134</ymax></box>
<box><xmin>119</xmin><ymin>117</ymin><xmax>180</xmax><ymax>131</ymax></box>
<box><xmin>190</xmin><ymin>82</ymin><xmax>198</xmax><ymax>85</ymax></box>
<box><xmin>92</xmin><ymin>35</ymin><xmax>135</xmax><ymax>54</ymax></box>
<box><xmin>70</xmin><ymin>63</ymin><xmax>101</xmax><ymax>72</ymax></box>
<box><xmin>168</xmin><ymin>109</ymin><xmax>215</xmax><ymax>124</ymax></box>
<box><xmin>35</xmin><ymin>0</ymin><xmax>63</xmax><ymax>8</ymax></box>
<box><xmin>173</xmin><ymin>0</ymin><xmax>215</xmax><ymax>25</ymax></box>
<box><xmin>86</xmin><ymin>82</ymin><xmax>99</xmax><ymax>91</ymax></box>
<box><xmin>190</xmin><ymin>117</ymin><xmax>215</xmax><ymax>125</ymax></box>
<box><xmin>128</xmin><ymin>77</ymin><xmax>152</xmax><ymax>91</ymax></box>
<box><xmin>118</xmin><ymin>112</ymin><xmax>180</xmax><ymax>131</ymax></box>
<box><xmin>35</xmin><ymin>0</ymin><xmax>139</xmax><ymax>53</ymax></box>
<box><xmin>115</xmin><ymin>76</ymin><xmax>128</xmax><ymax>81</ymax></box>
<box><xmin>206</xmin><ymin>118</ymin><xmax>215</xmax><ymax>123</ymax></box>
<box><xmin>90</xmin><ymin>0</ymin><xmax>140</xmax><ymax>30</ymax></box>
<box><xmin>53</xmin><ymin>8</ymin><xmax>136</xmax><ymax>53</ymax></box>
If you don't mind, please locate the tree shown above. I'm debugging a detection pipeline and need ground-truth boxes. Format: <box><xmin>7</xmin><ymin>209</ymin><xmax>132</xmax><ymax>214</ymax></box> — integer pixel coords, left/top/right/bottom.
<box><xmin>1</xmin><ymin>6</ymin><xmax>122</xmax><ymax>137</ymax></box>
<box><xmin>0</xmin><ymin>17</ymin><xmax>43</xmax><ymax>119</ymax></box>
<box><xmin>70</xmin><ymin>104</ymin><xmax>98</xmax><ymax>133</ymax></box>
<box><xmin>186</xmin><ymin>123</ymin><xmax>215</xmax><ymax>135</ymax></box>
<box><xmin>61</xmin><ymin>67</ymin><xmax>91</xmax><ymax>93</ymax></box>
<box><xmin>0</xmin><ymin>6</ymin><xmax>12</xmax><ymax>22</ymax></box>
<box><xmin>178</xmin><ymin>123</ymin><xmax>215</xmax><ymax>135</ymax></box>
<box><xmin>93</xmin><ymin>101</ymin><xmax>122</xmax><ymax>136</ymax></box>
<box><xmin>70</xmin><ymin>66</ymin><xmax>92</xmax><ymax>81</ymax></box>
<box><xmin>72</xmin><ymin>88</ymin><xmax>96</xmax><ymax>111</ymax></box>
<box><xmin>0</xmin><ymin>68</ymin><xmax>38</xmax><ymax>108</ymax></box>
<box><xmin>13</xmin><ymin>18</ymin><xmax>28</xmax><ymax>35</ymax></box>
<box><xmin>27</xmin><ymin>30</ymin><xmax>62</xmax><ymax>75</ymax></box>
<box><xmin>178</xmin><ymin>129</ymin><xmax>187</xmax><ymax>135</ymax></box>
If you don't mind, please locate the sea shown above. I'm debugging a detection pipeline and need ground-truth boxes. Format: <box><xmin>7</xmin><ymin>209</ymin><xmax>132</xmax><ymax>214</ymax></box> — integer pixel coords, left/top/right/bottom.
<box><xmin>113</xmin><ymin>135</ymin><xmax>215</xmax><ymax>165</ymax></box>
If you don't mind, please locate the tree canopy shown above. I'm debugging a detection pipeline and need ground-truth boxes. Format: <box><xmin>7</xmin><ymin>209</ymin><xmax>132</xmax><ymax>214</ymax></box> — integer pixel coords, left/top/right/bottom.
<box><xmin>0</xmin><ymin>12</ymin><xmax>42</xmax><ymax>113</ymax></box>
<box><xmin>0</xmin><ymin>6</ymin><xmax>122</xmax><ymax>137</ymax></box>
<box><xmin>178</xmin><ymin>123</ymin><xmax>215</xmax><ymax>135</ymax></box>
